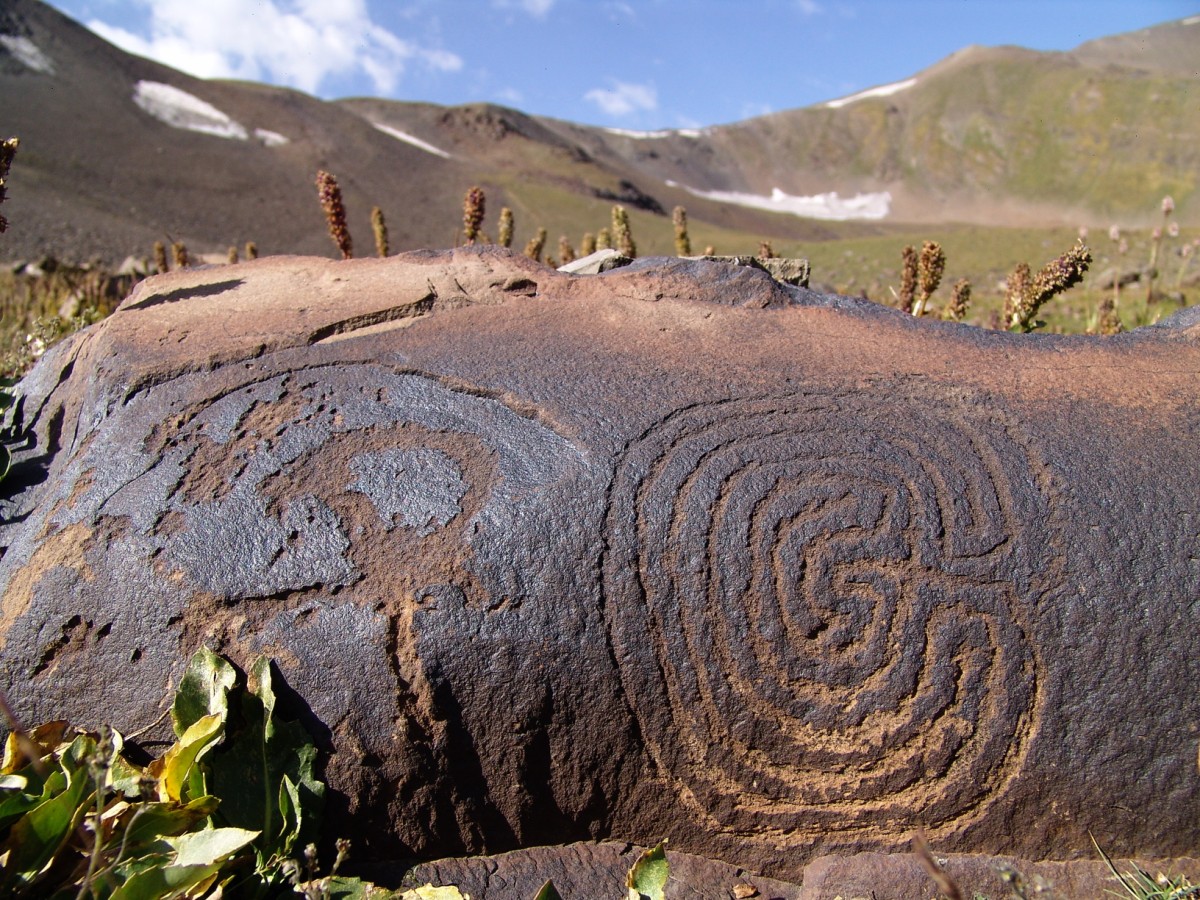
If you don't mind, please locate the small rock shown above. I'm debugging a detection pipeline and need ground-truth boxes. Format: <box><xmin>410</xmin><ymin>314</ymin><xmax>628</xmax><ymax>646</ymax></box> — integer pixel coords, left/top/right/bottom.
<box><xmin>557</xmin><ymin>247</ymin><xmax>631</xmax><ymax>275</ymax></box>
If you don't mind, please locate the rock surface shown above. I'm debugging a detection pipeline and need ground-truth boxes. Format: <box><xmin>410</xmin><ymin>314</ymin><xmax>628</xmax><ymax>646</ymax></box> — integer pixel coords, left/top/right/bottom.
<box><xmin>387</xmin><ymin>842</ymin><xmax>1200</xmax><ymax>899</ymax></box>
<box><xmin>2</xmin><ymin>247</ymin><xmax>1200</xmax><ymax>881</ymax></box>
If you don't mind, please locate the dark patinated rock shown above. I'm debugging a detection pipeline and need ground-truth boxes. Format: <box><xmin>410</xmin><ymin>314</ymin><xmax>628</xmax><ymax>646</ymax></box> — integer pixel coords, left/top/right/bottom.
<box><xmin>2</xmin><ymin>246</ymin><xmax>1199</xmax><ymax>882</ymax></box>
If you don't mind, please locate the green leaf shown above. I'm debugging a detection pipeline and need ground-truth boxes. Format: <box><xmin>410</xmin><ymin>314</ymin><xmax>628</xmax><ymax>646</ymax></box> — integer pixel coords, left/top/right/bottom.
<box><xmin>399</xmin><ymin>886</ymin><xmax>467</xmax><ymax>900</ymax></box>
<box><xmin>172</xmin><ymin>647</ymin><xmax>238</xmax><ymax>737</ymax></box>
<box><xmin>119</xmin><ymin>796</ymin><xmax>221</xmax><ymax>847</ymax></box>
<box><xmin>626</xmin><ymin>841</ymin><xmax>669</xmax><ymax>900</ymax></box>
<box><xmin>533</xmin><ymin>880</ymin><xmax>565</xmax><ymax>900</ymax></box>
<box><xmin>0</xmin><ymin>443</ymin><xmax>11</xmax><ymax>484</ymax></box>
<box><xmin>158</xmin><ymin>713</ymin><xmax>223</xmax><ymax>803</ymax></box>
<box><xmin>209</xmin><ymin>656</ymin><xmax>324</xmax><ymax>863</ymax></box>
<box><xmin>309</xmin><ymin>876</ymin><xmax>399</xmax><ymax>899</ymax></box>
<box><xmin>108</xmin><ymin>862</ymin><xmax>222</xmax><ymax>900</ymax></box>
<box><xmin>0</xmin><ymin>756</ymin><xmax>92</xmax><ymax>891</ymax></box>
<box><xmin>165</xmin><ymin>826</ymin><xmax>260</xmax><ymax>867</ymax></box>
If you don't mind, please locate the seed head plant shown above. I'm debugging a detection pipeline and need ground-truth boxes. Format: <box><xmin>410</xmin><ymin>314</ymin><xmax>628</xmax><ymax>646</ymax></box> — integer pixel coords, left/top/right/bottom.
<box><xmin>316</xmin><ymin>169</ymin><xmax>352</xmax><ymax>259</ymax></box>
<box><xmin>245</xmin><ymin>241</ymin><xmax>258</xmax><ymax>260</ymax></box>
<box><xmin>1146</xmin><ymin>196</ymin><xmax>1174</xmax><ymax>304</ymax></box>
<box><xmin>153</xmin><ymin>240</ymin><xmax>168</xmax><ymax>274</ymax></box>
<box><xmin>580</xmin><ymin>232</ymin><xmax>596</xmax><ymax>256</ymax></box>
<box><xmin>0</xmin><ymin>136</ymin><xmax>17</xmax><ymax>234</ymax></box>
<box><xmin>371</xmin><ymin>205</ymin><xmax>389</xmax><ymax>257</ymax></box>
<box><xmin>1175</xmin><ymin>239</ymin><xmax>1198</xmax><ymax>290</ymax></box>
<box><xmin>912</xmin><ymin>240</ymin><xmax>946</xmax><ymax>316</ymax></box>
<box><xmin>1095</xmin><ymin>295</ymin><xmax>1123</xmax><ymax>335</ymax></box>
<box><xmin>672</xmin><ymin>206</ymin><xmax>691</xmax><ymax>256</ymax></box>
<box><xmin>703</xmin><ymin>245</ymin><xmax>715</xmax><ymax>256</ymax></box>
<box><xmin>463</xmin><ymin>186</ymin><xmax>486</xmax><ymax>245</ymax></box>
<box><xmin>1108</xmin><ymin>225</ymin><xmax>1126</xmax><ymax>308</ymax></box>
<box><xmin>172</xmin><ymin>241</ymin><xmax>190</xmax><ymax>269</ymax></box>
<box><xmin>498</xmin><ymin>206</ymin><xmax>514</xmax><ymax>248</ymax></box>
<box><xmin>898</xmin><ymin>245</ymin><xmax>918</xmax><ymax>313</ymax></box>
<box><xmin>524</xmin><ymin>226</ymin><xmax>547</xmax><ymax>262</ymax></box>
<box><xmin>942</xmin><ymin>278</ymin><xmax>971</xmax><ymax>322</ymax></box>
<box><xmin>758</xmin><ymin>240</ymin><xmax>777</xmax><ymax>259</ymax></box>
<box><xmin>597</xmin><ymin>227</ymin><xmax>613</xmax><ymax>250</ymax></box>
<box><xmin>1005</xmin><ymin>240</ymin><xmax>1093</xmax><ymax>332</ymax></box>
<box><xmin>558</xmin><ymin>235</ymin><xmax>576</xmax><ymax>265</ymax></box>
<box><xmin>612</xmin><ymin>205</ymin><xmax>637</xmax><ymax>258</ymax></box>
<box><xmin>227</xmin><ymin>246</ymin><xmax>238</xmax><ymax>264</ymax></box>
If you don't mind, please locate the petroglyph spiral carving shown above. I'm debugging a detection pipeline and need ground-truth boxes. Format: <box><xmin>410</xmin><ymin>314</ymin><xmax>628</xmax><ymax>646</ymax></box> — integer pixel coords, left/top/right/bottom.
<box><xmin>602</xmin><ymin>392</ymin><xmax>1048</xmax><ymax>840</ymax></box>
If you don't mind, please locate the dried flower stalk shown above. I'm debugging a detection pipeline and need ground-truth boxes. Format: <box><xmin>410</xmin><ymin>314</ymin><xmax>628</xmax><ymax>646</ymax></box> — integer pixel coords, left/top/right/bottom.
<box><xmin>942</xmin><ymin>278</ymin><xmax>971</xmax><ymax>321</ymax></box>
<box><xmin>498</xmin><ymin>207</ymin><xmax>514</xmax><ymax>248</ymax></box>
<box><xmin>612</xmin><ymin>205</ymin><xmax>636</xmax><ymax>258</ymax></box>
<box><xmin>673</xmin><ymin>206</ymin><xmax>691</xmax><ymax>256</ymax></box>
<box><xmin>316</xmin><ymin>170</ymin><xmax>353</xmax><ymax>259</ymax></box>
<box><xmin>912</xmin><ymin>240</ymin><xmax>945</xmax><ymax>316</ymax></box>
<box><xmin>462</xmin><ymin>186</ymin><xmax>485</xmax><ymax>245</ymax></box>
<box><xmin>898</xmin><ymin>245</ymin><xmax>918</xmax><ymax>313</ymax></box>
<box><xmin>524</xmin><ymin>226</ymin><xmax>547</xmax><ymax>262</ymax></box>
<box><xmin>153</xmin><ymin>240</ymin><xmax>168</xmax><ymax>274</ymax></box>
<box><xmin>371</xmin><ymin>206</ymin><xmax>389</xmax><ymax>258</ymax></box>
<box><xmin>0</xmin><ymin>136</ymin><xmax>17</xmax><ymax>234</ymax></box>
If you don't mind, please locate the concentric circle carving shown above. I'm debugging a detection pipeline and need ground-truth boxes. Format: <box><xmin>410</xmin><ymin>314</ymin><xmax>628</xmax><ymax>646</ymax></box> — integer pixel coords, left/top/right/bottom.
<box><xmin>601</xmin><ymin>391</ymin><xmax>1047</xmax><ymax>839</ymax></box>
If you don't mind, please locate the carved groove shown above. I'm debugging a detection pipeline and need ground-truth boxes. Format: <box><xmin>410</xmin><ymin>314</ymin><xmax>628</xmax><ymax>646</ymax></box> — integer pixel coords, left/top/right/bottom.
<box><xmin>601</xmin><ymin>391</ymin><xmax>1048</xmax><ymax>841</ymax></box>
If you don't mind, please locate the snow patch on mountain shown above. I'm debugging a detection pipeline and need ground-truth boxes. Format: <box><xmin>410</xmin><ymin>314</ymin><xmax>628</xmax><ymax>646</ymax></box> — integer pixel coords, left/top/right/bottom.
<box><xmin>373</xmin><ymin>123</ymin><xmax>452</xmax><ymax>159</ymax></box>
<box><xmin>254</xmin><ymin>128</ymin><xmax>289</xmax><ymax>147</ymax></box>
<box><xmin>0</xmin><ymin>35</ymin><xmax>55</xmax><ymax>74</ymax></box>
<box><xmin>668</xmin><ymin>182</ymin><xmax>892</xmax><ymax>221</ymax></box>
<box><xmin>825</xmin><ymin>78</ymin><xmax>917</xmax><ymax>109</ymax></box>
<box><xmin>133</xmin><ymin>81</ymin><xmax>248</xmax><ymax>140</ymax></box>
<box><xmin>603</xmin><ymin>127</ymin><xmax>704</xmax><ymax>140</ymax></box>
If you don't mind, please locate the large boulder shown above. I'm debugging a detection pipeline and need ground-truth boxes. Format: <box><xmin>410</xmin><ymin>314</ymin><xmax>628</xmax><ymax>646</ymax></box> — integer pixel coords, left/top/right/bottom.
<box><xmin>2</xmin><ymin>247</ymin><xmax>1199</xmax><ymax>882</ymax></box>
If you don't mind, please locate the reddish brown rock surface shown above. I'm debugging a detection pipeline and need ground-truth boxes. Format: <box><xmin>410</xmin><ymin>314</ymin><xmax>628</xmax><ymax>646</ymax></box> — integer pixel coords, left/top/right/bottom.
<box><xmin>2</xmin><ymin>248</ymin><xmax>1199</xmax><ymax>883</ymax></box>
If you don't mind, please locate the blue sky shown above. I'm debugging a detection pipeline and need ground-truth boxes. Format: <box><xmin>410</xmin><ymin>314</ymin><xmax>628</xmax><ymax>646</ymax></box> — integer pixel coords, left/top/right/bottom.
<box><xmin>44</xmin><ymin>0</ymin><xmax>1198</xmax><ymax>129</ymax></box>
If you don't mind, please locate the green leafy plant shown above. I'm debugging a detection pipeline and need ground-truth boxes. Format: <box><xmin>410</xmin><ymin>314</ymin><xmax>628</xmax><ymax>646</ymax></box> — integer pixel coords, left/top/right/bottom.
<box><xmin>1093</xmin><ymin>837</ymin><xmax>1200</xmax><ymax>900</ymax></box>
<box><xmin>0</xmin><ymin>647</ymin><xmax>375</xmax><ymax>899</ymax></box>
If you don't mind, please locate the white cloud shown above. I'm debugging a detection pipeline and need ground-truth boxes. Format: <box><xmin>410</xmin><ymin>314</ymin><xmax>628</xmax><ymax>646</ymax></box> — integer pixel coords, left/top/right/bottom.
<box><xmin>493</xmin><ymin>0</ymin><xmax>555</xmax><ymax>16</ymax></box>
<box><xmin>584</xmin><ymin>80</ymin><xmax>657</xmax><ymax>117</ymax></box>
<box><xmin>86</xmin><ymin>0</ymin><xmax>462</xmax><ymax>96</ymax></box>
<box><xmin>795</xmin><ymin>0</ymin><xmax>823</xmax><ymax>14</ymax></box>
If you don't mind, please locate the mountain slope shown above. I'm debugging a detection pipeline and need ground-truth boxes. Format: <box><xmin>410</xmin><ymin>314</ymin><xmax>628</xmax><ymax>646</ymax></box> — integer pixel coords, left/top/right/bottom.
<box><xmin>0</xmin><ymin>0</ymin><xmax>1196</xmax><ymax>267</ymax></box>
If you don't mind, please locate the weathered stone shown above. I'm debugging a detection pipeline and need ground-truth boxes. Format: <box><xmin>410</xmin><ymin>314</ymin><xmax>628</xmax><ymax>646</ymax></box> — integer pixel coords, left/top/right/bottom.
<box><xmin>390</xmin><ymin>841</ymin><xmax>802</xmax><ymax>899</ymax></box>
<box><xmin>374</xmin><ymin>843</ymin><xmax>1200</xmax><ymax>899</ymax></box>
<box><xmin>2</xmin><ymin>247</ymin><xmax>1199</xmax><ymax>881</ymax></box>
<box><xmin>557</xmin><ymin>247</ymin><xmax>631</xmax><ymax>275</ymax></box>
